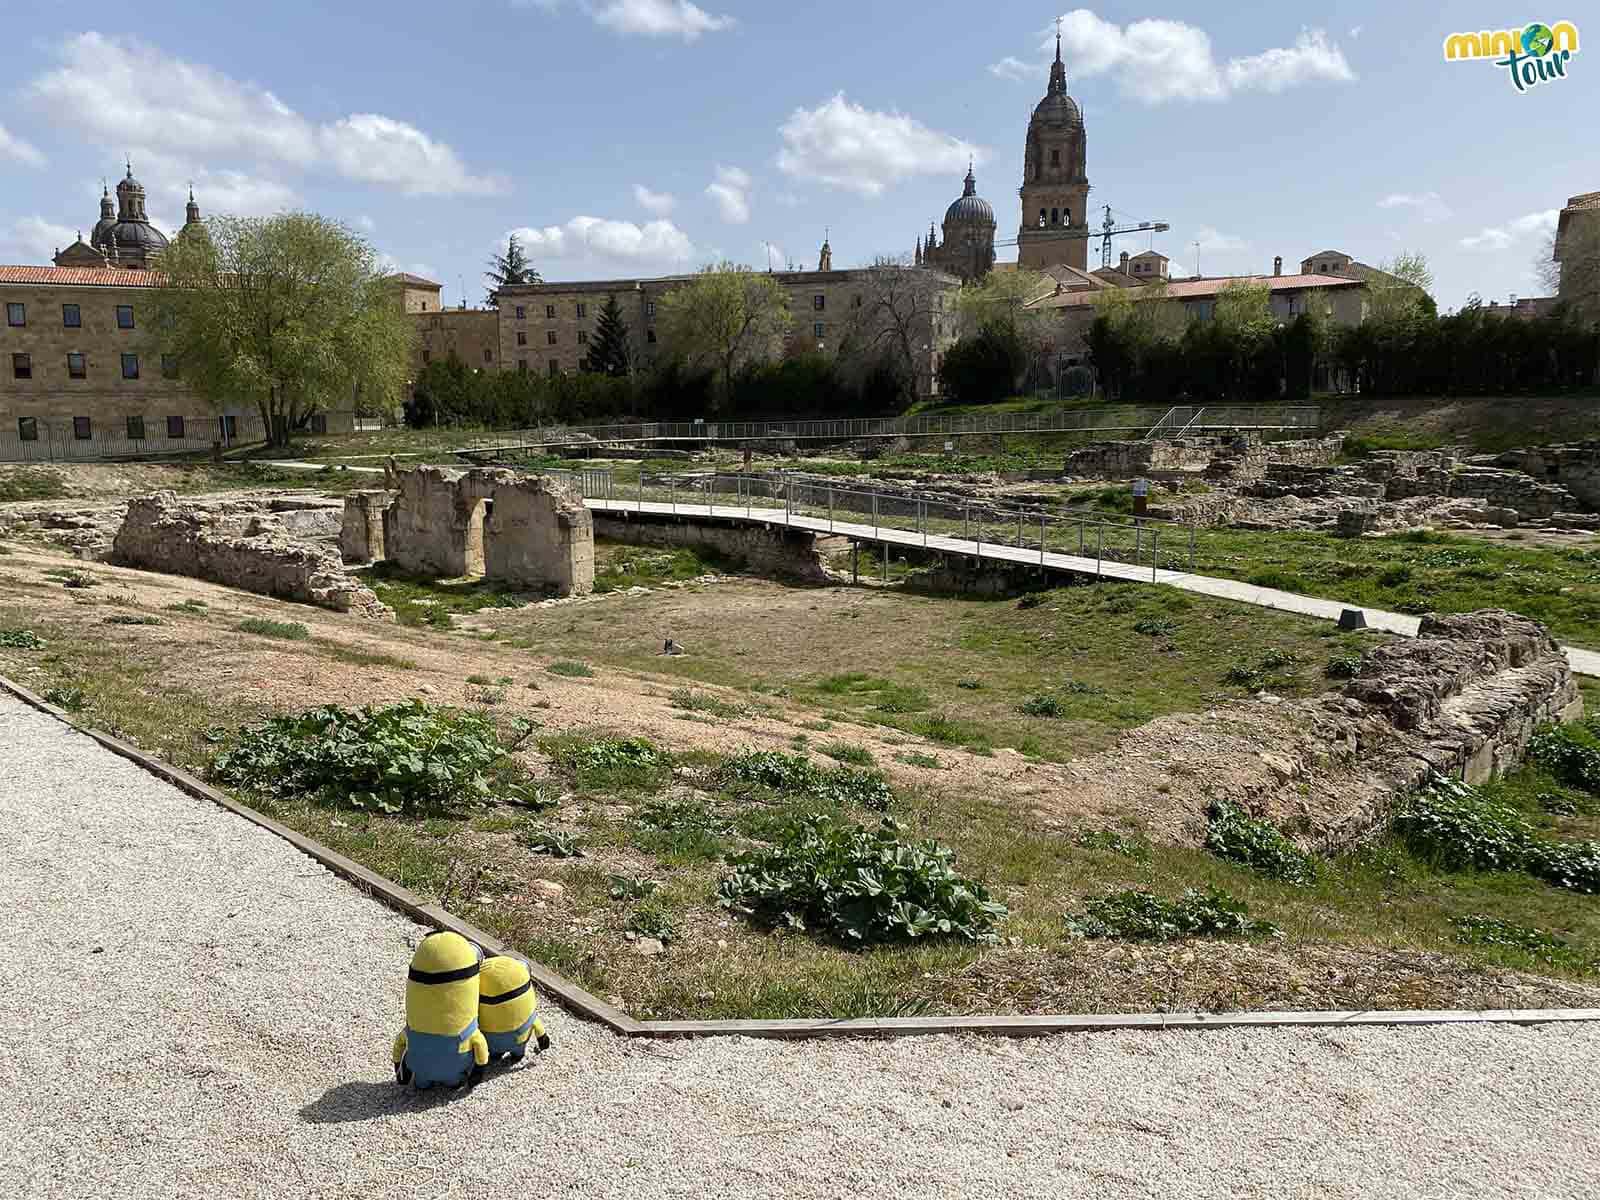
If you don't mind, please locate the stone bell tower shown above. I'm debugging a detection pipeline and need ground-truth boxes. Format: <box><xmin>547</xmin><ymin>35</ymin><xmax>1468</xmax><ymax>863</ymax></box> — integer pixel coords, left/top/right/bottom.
<box><xmin>1017</xmin><ymin>26</ymin><xmax>1090</xmax><ymax>271</ymax></box>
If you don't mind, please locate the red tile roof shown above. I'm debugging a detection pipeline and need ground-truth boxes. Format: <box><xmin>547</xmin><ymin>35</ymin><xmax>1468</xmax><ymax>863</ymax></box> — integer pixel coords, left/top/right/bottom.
<box><xmin>1027</xmin><ymin>272</ymin><xmax>1362</xmax><ymax>310</ymax></box>
<box><xmin>0</xmin><ymin>265</ymin><xmax>166</xmax><ymax>287</ymax></box>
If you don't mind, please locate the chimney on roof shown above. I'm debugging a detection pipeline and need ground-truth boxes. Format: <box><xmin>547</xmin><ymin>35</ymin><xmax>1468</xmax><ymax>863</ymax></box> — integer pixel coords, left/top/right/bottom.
<box><xmin>1273</xmin><ymin>255</ymin><xmax>1283</xmax><ymax>277</ymax></box>
<box><xmin>1119</xmin><ymin>250</ymin><xmax>1129</xmax><ymax>272</ymax></box>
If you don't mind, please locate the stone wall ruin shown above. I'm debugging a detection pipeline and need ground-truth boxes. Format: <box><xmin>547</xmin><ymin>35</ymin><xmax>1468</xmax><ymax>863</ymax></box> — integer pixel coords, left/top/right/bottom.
<box><xmin>113</xmin><ymin>491</ymin><xmax>392</xmax><ymax>619</ymax></box>
<box><xmin>356</xmin><ymin>467</ymin><xmax>594</xmax><ymax>596</ymax></box>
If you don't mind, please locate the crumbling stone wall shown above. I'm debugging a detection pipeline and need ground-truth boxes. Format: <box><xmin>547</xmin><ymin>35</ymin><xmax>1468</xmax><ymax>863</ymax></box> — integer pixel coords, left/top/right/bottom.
<box><xmin>593</xmin><ymin>511</ymin><xmax>829</xmax><ymax>584</ymax></box>
<box><xmin>484</xmin><ymin>475</ymin><xmax>594</xmax><ymax>595</ymax></box>
<box><xmin>1494</xmin><ymin>443</ymin><xmax>1600</xmax><ymax>510</ymax></box>
<box><xmin>340</xmin><ymin>490</ymin><xmax>393</xmax><ymax>564</ymax></box>
<box><xmin>381</xmin><ymin>467</ymin><xmax>499</xmax><ymax>578</ymax></box>
<box><xmin>1063</xmin><ymin>439</ymin><xmax>1218</xmax><ymax>478</ymax></box>
<box><xmin>1039</xmin><ymin>609</ymin><xmax>1580</xmax><ymax>850</ymax></box>
<box><xmin>113</xmin><ymin>491</ymin><xmax>392</xmax><ymax>619</ymax></box>
<box><xmin>1203</xmin><ymin>435</ymin><xmax>1346</xmax><ymax>484</ymax></box>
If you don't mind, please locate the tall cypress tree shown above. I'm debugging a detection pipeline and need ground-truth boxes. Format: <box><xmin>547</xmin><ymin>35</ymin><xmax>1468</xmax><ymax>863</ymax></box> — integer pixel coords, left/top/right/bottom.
<box><xmin>582</xmin><ymin>294</ymin><xmax>634</xmax><ymax>376</ymax></box>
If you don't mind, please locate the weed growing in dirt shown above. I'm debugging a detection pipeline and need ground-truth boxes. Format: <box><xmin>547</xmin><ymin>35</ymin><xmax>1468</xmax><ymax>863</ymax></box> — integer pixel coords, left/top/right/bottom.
<box><xmin>102</xmin><ymin>614</ymin><xmax>163</xmax><ymax>627</ymax></box>
<box><xmin>1132</xmin><ymin>618</ymin><xmax>1177</xmax><ymax>637</ymax></box>
<box><xmin>520</xmin><ymin>829</ymin><xmax>585</xmax><ymax>858</ymax></box>
<box><xmin>628</xmin><ymin>900</ymin><xmax>678</xmax><ymax>944</ymax></box>
<box><xmin>543</xmin><ymin>733</ymin><xmax>668</xmax><ymax>793</ymax></box>
<box><xmin>165</xmin><ymin>599</ymin><xmax>207</xmax><ymax>614</ymax></box>
<box><xmin>466</xmin><ymin>674</ymin><xmax>492</xmax><ymax>685</ymax></box>
<box><xmin>213</xmin><ymin>701</ymin><xmax>533</xmax><ymax>815</ymax></box>
<box><xmin>720</xmin><ymin>749</ymin><xmax>895</xmax><ymax>811</ymax></box>
<box><xmin>607</xmin><ymin>874</ymin><xmax>659</xmax><ymax>901</ymax></box>
<box><xmin>1530</xmin><ymin>724</ymin><xmax>1600</xmax><ymax>795</ymax></box>
<box><xmin>820</xmin><ymin>741</ymin><xmax>875</xmax><ymax>767</ymax></box>
<box><xmin>0</xmin><ymin>628</ymin><xmax>45</xmax><ymax>649</ymax></box>
<box><xmin>1325</xmin><ymin>652</ymin><xmax>1363</xmax><ymax>679</ymax></box>
<box><xmin>1065</xmin><ymin>888</ymin><xmax>1279</xmax><ymax>942</ymax></box>
<box><xmin>0</xmin><ymin>469</ymin><xmax>69</xmax><ymax>503</ymax></box>
<box><xmin>669</xmin><ymin>688</ymin><xmax>746</xmax><ymax>719</ymax></box>
<box><xmin>1020</xmin><ymin>694</ymin><xmax>1067</xmax><ymax>719</ymax></box>
<box><xmin>548</xmin><ymin>660</ymin><xmax>595</xmax><ymax>678</ymax></box>
<box><xmin>718</xmin><ymin>817</ymin><xmax>1007</xmax><ymax>946</ymax></box>
<box><xmin>237</xmin><ymin>618</ymin><xmax>310</xmax><ymax>641</ymax></box>
<box><xmin>895</xmin><ymin>751</ymin><xmax>944</xmax><ymax>770</ymax></box>
<box><xmin>1074</xmin><ymin>829</ymin><xmax>1152</xmax><ymax>862</ymax></box>
<box><xmin>1206</xmin><ymin>799</ymin><xmax>1318</xmax><ymax>885</ymax></box>
<box><xmin>42</xmin><ymin>685</ymin><xmax>87</xmax><ymax>711</ymax></box>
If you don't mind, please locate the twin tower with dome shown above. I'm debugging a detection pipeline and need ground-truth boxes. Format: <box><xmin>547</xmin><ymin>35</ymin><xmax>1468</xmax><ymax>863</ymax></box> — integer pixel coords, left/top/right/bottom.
<box><xmin>916</xmin><ymin>29</ymin><xmax>1089</xmax><ymax>281</ymax></box>
<box><xmin>49</xmin><ymin>161</ymin><xmax>204</xmax><ymax>271</ymax></box>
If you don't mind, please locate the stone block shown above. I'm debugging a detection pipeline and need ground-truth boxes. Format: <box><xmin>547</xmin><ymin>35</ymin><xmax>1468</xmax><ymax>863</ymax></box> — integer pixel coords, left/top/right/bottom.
<box><xmin>483</xmin><ymin>475</ymin><xmax>594</xmax><ymax>596</ymax></box>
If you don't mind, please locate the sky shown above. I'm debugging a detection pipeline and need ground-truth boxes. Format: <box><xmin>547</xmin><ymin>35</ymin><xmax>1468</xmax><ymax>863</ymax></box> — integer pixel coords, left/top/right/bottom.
<box><xmin>0</xmin><ymin>2</ymin><xmax>1594</xmax><ymax>311</ymax></box>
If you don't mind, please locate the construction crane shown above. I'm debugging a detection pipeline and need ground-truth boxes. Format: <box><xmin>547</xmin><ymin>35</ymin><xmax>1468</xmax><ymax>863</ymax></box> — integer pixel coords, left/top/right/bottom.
<box><xmin>995</xmin><ymin>205</ymin><xmax>1171</xmax><ymax>270</ymax></box>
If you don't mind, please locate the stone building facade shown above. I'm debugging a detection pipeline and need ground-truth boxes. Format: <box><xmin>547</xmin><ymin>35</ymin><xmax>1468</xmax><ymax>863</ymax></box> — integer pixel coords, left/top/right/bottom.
<box><xmin>492</xmin><ymin>258</ymin><xmax>962</xmax><ymax>397</ymax></box>
<box><xmin>1016</xmin><ymin>32</ymin><xmax>1091</xmax><ymax>273</ymax></box>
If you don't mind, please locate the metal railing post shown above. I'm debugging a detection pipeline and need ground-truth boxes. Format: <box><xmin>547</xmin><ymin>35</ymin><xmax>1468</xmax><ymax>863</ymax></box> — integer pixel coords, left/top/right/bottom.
<box><xmin>872</xmin><ymin>491</ymin><xmax>879</xmax><ymax>537</ymax></box>
<box><xmin>671</xmin><ymin>477</ymin><xmax>676</xmax><ymax>514</ymax></box>
<box><xmin>1189</xmin><ymin>524</ymin><xmax>1196</xmax><ymax>570</ymax></box>
<box><xmin>1017</xmin><ymin>512</ymin><xmax>1023</xmax><ymax>549</ymax></box>
<box><xmin>922</xmin><ymin>500</ymin><xmax>927</xmax><ymax>547</ymax></box>
<box><xmin>1096</xmin><ymin>523</ymin><xmax>1103</xmax><ymax>577</ymax></box>
<box><xmin>828</xmin><ymin>487</ymin><xmax>834</xmax><ymax>532</ymax></box>
<box><xmin>785</xmin><ymin>478</ymin><xmax>792</xmax><ymax>524</ymax></box>
<box><xmin>964</xmin><ymin>507</ymin><xmax>969</xmax><ymax>542</ymax></box>
<box><xmin>1078</xmin><ymin>519</ymin><xmax>1085</xmax><ymax>556</ymax></box>
<box><xmin>1152</xmin><ymin>526</ymin><xmax>1159</xmax><ymax>583</ymax></box>
<box><xmin>638</xmin><ymin>474</ymin><xmax>643</xmax><ymax>514</ymax></box>
<box><xmin>1040</xmin><ymin>515</ymin><xmax>1046</xmax><ymax>565</ymax></box>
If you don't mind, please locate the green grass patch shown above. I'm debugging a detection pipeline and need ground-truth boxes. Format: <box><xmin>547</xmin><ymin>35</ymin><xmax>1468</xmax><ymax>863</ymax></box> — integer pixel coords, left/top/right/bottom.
<box><xmin>1065</xmin><ymin>887</ymin><xmax>1279</xmax><ymax>941</ymax></box>
<box><xmin>237</xmin><ymin>618</ymin><xmax>310</xmax><ymax>641</ymax></box>
<box><xmin>820</xmin><ymin>741</ymin><xmax>875</xmax><ymax>767</ymax></box>
<box><xmin>0</xmin><ymin>468</ymin><xmax>70</xmax><ymax>503</ymax></box>
<box><xmin>547</xmin><ymin>660</ymin><xmax>595</xmax><ymax>678</ymax></box>
<box><xmin>0</xmin><ymin>628</ymin><xmax>46</xmax><ymax>649</ymax></box>
<box><xmin>359</xmin><ymin>562</ymin><xmax>528</xmax><ymax>628</ymax></box>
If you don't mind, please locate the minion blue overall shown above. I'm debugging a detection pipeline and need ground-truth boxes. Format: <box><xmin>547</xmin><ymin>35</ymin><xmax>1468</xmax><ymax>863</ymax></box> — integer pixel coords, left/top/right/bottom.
<box><xmin>392</xmin><ymin>931</ymin><xmax>490</xmax><ymax>1089</ymax></box>
<box><xmin>478</xmin><ymin>954</ymin><xmax>553</xmax><ymax>1062</ymax></box>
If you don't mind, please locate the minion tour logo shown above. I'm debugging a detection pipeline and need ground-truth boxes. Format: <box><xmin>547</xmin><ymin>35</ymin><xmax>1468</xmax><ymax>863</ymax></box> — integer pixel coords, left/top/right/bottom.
<box><xmin>1444</xmin><ymin>21</ymin><xmax>1580</xmax><ymax>92</ymax></box>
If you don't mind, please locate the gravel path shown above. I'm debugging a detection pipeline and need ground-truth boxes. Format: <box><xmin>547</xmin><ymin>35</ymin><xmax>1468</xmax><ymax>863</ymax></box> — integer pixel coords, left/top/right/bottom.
<box><xmin>3</xmin><ymin>692</ymin><xmax>1597</xmax><ymax>1200</ymax></box>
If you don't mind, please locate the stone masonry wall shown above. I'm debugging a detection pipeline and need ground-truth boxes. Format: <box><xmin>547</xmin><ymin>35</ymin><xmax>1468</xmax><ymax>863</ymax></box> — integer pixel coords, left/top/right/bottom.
<box><xmin>593</xmin><ymin>512</ymin><xmax>830</xmax><ymax>584</ymax></box>
<box><xmin>1495</xmin><ymin>443</ymin><xmax>1600</xmax><ymax>510</ymax></box>
<box><xmin>483</xmin><ymin>475</ymin><xmax>594</xmax><ymax>595</ymax></box>
<box><xmin>340</xmin><ymin>490</ymin><xmax>392</xmax><ymax>564</ymax></box>
<box><xmin>113</xmin><ymin>491</ymin><xmax>392</xmax><ymax>619</ymax></box>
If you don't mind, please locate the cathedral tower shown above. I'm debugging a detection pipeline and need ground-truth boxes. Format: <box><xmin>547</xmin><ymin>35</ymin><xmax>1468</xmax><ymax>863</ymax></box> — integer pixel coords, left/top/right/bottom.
<box><xmin>1017</xmin><ymin>28</ymin><xmax>1090</xmax><ymax>271</ymax></box>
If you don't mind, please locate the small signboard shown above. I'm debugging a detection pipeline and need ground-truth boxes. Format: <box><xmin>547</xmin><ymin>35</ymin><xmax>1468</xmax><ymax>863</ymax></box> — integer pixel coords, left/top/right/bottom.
<box><xmin>1131</xmin><ymin>478</ymin><xmax>1151</xmax><ymax>498</ymax></box>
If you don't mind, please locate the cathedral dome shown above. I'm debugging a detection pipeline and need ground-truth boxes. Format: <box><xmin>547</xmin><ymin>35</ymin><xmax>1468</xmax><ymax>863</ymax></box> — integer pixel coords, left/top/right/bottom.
<box><xmin>944</xmin><ymin>166</ymin><xmax>995</xmax><ymax>226</ymax></box>
<box><xmin>1031</xmin><ymin>90</ymin><xmax>1083</xmax><ymax>129</ymax></box>
<box><xmin>109</xmin><ymin>220</ymin><xmax>170</xmax><ymax>256</ymax></box>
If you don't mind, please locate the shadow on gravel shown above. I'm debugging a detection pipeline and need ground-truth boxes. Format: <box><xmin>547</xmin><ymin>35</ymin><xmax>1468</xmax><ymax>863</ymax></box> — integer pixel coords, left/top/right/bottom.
<box><xmin>300</xmin><ymin>1080</ymin><xmax>469</xmax><ymax>1124</ymax></box>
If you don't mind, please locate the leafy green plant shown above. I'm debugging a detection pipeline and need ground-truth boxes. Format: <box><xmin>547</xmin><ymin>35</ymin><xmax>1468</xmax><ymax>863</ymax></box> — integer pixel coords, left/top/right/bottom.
<box><xmin>520</xmin><ymin>829</ymin><xmax>585</xmax><ymax>858</ymax></box>
<box><xmin>955</xmin><ymin>678</ymin><xmax>984</xmax><ymax>691</ymax></box>
<box><xmin>819</xmin><ymin>741</ymin><xmax>873</xmax><ymax>767</ymax></box>
<box><xmin>1527</xmin><ymin>841</ymin><xmax>1600</xmax><ymax>895</ymax></box>
<box><xmin>1325</xmin><ymin>652</ymin><xmax>1363</xmax><ymax>679</ymax></box>
<box><xmin>1133</xmin><ymin>618</ymin><xmax>1177</xmax><ymax>637</ymax></box>
<box><xmin>810</xmin><ymin>766</ymin><xmax>895</xmax><ymax>811</ymax></box>
<box><xmin>1206</xmin><ymin>799</ymin><xmax>1317</xmax><ymax>885</ymax></box>
<box><xmin>0</xmin><ymin>628</ymin><xmax>45</xmax><ymax>649</ymax></box>
<box><xmin>1065</xmin><ymin>887</ymin><xmax>1279</xmax><ymax>941</ymax></box>
<box><xmin>1529</xmin><ymin>725</ymin><xmax>1600</xmax><ymax>795</ymax></box>
<box><xmin>720</xmin><ymin>749</ymin><xmax>894</xmax><ymax>811</ymax></box>
<box><xmin>466</xmin><ymin>674</ymin><xmax>492</xmax><ymax>685</ymax></box>
<box><xmin>103</xmin><ymin>614</ymin><xmax>163</xmax><ymax>626</ymax></box>
<box><xmin>669</xmin><ymin>688</ymin><xmax>746</xmax><ymax>719</ymax></box>
<box><xmin>627</xmin><ymin>900</ymin><xmax>678</xmax><ymax>944</ymax></box>
<box><xmin>1223</xmin><ymin>664</ymin><xmax>1262</xmax><ymax>688</ymax></box>
<box><xmin>213</xmin><ymin>700</ymin><xmax>525</xmax><ymax>814</ymax></box>
<box><xmin>1074</xmin><ymin>829</ymin><xmax>1152</xmax><ymax>862</ymax></box>
<box><xmin>895</xmin><ymin>751</ymin><xmax>944</xmax><ymax>770</ymax></box>
<box><xmin>1259</xmin><ymin>648</ymin><xmax>1297</xmax><ymax>670</ymax></box>
<box><xmin>1016</xmin><ymin>592</ymin><xmax>1047</xmax><ymax>610</ymax></box>
<box><xmin>1450</xmin><ymin>915</ymin><xmax>1594</xmax><ymax>971</ymax></box>
<box><xmin>607</xmin><ymin>874</ymin><xmax>659</xmax><ymax>901</ymax></box>
<box><xmin>59</xmin><ymin>570</ymin><xmax>98</xmax><ymax>589</ymax></box>
<box><xmin>42</xmin><ymin>685</ymin><xmax>87</xmax><ymax>711</ymax></box>
<box><xmin>544</xmin><ymin>734</ymin><xmax>667</xmax><ymax>793</ymax></box>
<box><xmin>1394</xmin><ymin>774</ymin><xmax>1536</xmax><ymax>873</ymax></box>
<box><xmin>165</xmin><ymin>599</ymin><xmax>207</xmax><ymax>614</ymax></box>
<box><xmin>237</xmin><ymin>618</ymin><xmax>310</xmax><ymax>641</ymax></box>
<box><xmin>547</xmin><ymin>660</ymin><xmax>595</xmax><ymax>678</ymax></box>
<box><xmin>636</xmin><ymin>798</ymin><xmax>732</xmax><ymax>835</ymax></box>
<box><xmin>1020</xmin><ymin>694</ymin><xmax>1067</xmax><ymax>719</ymax></box>
<box><xmin>717</xmin><ymin>817</ymin><xmax>1006</xmax><ymax>946</ymax></box>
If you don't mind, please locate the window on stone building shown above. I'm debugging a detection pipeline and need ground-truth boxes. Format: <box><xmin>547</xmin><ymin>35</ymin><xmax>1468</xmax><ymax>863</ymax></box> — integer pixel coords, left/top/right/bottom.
<box><xmin>121</xmin><ymin>353</ymin><xmax>139</xmax><ymax>379</ymax></box>
<box><xmin>547</xmin><ymin>330</ymin><xmax>557</xmax><ymax>345</ymax></box>
<box><xmin>62</xmin><ymin>303</ymin><xmax>80</xmax><ymax>327</ymax></box>
<box><xmin>1051</xmin><ymin>149</ymin><xmax>1060</xmax><ymax>166</ymax></box>
<box><xmin>116</xmin><ymin>305</ymin><xmax>134</xmax><ymax>329</ymax></box>
<box><xmin>645</xmin><ymin>301</ymin><xmax>656</xmax><ymax>317</ymax></box>
<box><xmin>73</xmin><ymin>416</ymin><xmax>92</xmax><ymax>439</ymax></box>
<box><xmin>421</xmin><ymin>350</ymin><xmax>431</xmax><ymax>365</ymax></box>
<box><xmin>161</xmin><ymin>355</ymin><xmax>179</xmax><ymax>380</ymax></box>
<box><xmin>646</xmin><ymin>329</ymin><xmax>657</xmax><ymax>344</ymax></box>
<box><xmin>421</xmin><ymin>301</ymin><xmax>428</xmax><ymax>311</ymax></box>
<box><xmin>813</xmin><ymin>294</ymin><xmax>825</xmax><ymax>311</ymax></box>
<box><xmin>516</xmin><ymin>331</ymin><xmax>527</xmax><ymax>346</ymax></box>
<box><xmin>1038</xmin><ymin>209</ymin><xmax>1047</xmax><ymax>228</ymax></box>
<box><xmin>813</xmin><ymin>323</ymin><xmax>825</xmax><ymax>340</ymax></box>
<box><xmin>167</xmin><ymin>415</ymin><xmax>185</xmax><ymax>439</ymax></box>
<box><xmin>67</xmin><ymin>352</ymin><xmax>86</xmax><ymax>379</ymax></box>
<box><xmin>18</xmin><ymin>417</ymin><xmax>38</xmax><ymax>442</ymax></box>
<box><xmin>6</xmin><ymin>302</ymin><xmax>23</xmax><ymax>327</ymax></box>
<box><xmin>518</xmin><ymin>359</ymin><xmax>527</xmax><ymax>372</ymax></box>
<box><xmin>576</xmin><ymin>302</ymin><xmax>587</xmax><ymax>318</ymax></box>
<box><xmin>483</xmin><ymin>348</ymin><xmax>493</xmax><ymax>363</ymax></box>
<box><xmin>577</xmin><ymin>331</ymin><xmax>588</xmax><ymax>345</ymax></box>
<box><xmin>12</xmin><ymin>353</ymin><xmax>31</xmax><ymax>379</ymax></box>
<box><xmin>515</xmin><ymin>305</ymin><xmax>526</xmax><ymax>319</ymax></box>
<box><xmin>853</xmin><ymin>295</ymin><xmax>863</xmax><ymax>308</ymax></box>
<box><xmin>1050</xmin><ymin>207</ymin><xmax>1059</xmax><ymax>226</ymax></box>
<box><xmin>126</xmin><ymin>416</ymin><xmax>144</xmax><ymax>440</ymax></box>
<box><xmin>548</xmin><ymin>360</ymin><xmax>559</xmax><ymax>377</ymax></box>
<box><xmin>545</xmin><ymin>304</ymin><xmax>556</xmax><ymax>318</ymax></box>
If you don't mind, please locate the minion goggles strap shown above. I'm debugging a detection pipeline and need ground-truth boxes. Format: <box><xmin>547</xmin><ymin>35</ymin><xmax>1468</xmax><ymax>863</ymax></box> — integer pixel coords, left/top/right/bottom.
<box><xmin>408</xmin><ymin>963</ymin><xmax>481</xmax><ymax>985</ymax></box>
<box><xmin>480</xmin><ymin>979</ymin><xmax>533</xmax><ymax>1005</ymax></box>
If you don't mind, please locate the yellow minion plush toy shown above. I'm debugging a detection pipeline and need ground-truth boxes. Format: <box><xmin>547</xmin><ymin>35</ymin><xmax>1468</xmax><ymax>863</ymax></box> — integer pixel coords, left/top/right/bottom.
<box><xmin>392</xmin><ymin>931</ymin><xmax>490</xmax><ymax>1089</ymax></box>
<box><xmin>478</xmin><ymin>954</ymin><xmax>552</xmax><ymax>1062</ymax></box>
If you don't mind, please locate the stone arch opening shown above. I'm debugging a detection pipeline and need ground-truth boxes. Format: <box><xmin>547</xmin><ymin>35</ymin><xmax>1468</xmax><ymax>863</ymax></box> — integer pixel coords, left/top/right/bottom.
<box><xmin>1050</xmin><ymin>207</ymin><xmax>1059</xmax><ymax>226</ymax></box>
<box><xmin>463</xmin><ymin>498</ymin><xmax>488</xmax><ymax>577</ymax></box>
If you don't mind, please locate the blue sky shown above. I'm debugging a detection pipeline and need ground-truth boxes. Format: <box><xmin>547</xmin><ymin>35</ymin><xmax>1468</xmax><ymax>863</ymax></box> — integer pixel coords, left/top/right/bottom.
<box><xmin>1</xmin><ymin>2</ymin><xmax>1594</xmax><ymax>309</ymax></box>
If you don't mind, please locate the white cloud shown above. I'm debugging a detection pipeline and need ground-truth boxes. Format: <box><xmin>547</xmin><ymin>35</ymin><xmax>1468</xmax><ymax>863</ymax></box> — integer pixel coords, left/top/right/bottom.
<box><xmin>777</xmin><ymin>94</ymin><xmax>983</xmax><ymax>197</ymax></box>
<box><xmin>706</xmin><ymin>165</ymin><xmax>751</xmax><ymax>224</ymax></box>
<box><xmin>320</xmin><ymin>113</ymin><xmax>501</xmax><ymax>196</ymax></box>
<box><xmin>25</xmin><ymin>33</ymin><xmax>500</xmax><ymax>196</ymax></box>
<box><xmin>1378</xmin><ymin>191</ymin><xmax>1452</xmax><ymax>224</ymax></box>
<box><xmin>774</xmin><ymin>191</ymin><xmax>803</xmax><ymax>209</ymax></box>
<box><xmin>633</xmin><ymin>184</ymin><xmax>676</xmax><ymax>216</ymax></box>
<box><xmin>508</xmin><ymin>217</ymin><xmax>696</xmax><ymax>265</ymax></box>
<box><xmin>357</xmin><ymin>215</ymin><xmax>377</xmax><ymax>231</ymax></box>
<box><xmin>0</xmin><ymin>123</ymin><xmax>45</xmax><ymax>167</ymax></box>
<box><xmin>0</xmin><ymin>216</ymin><xmax>78</xmax><ymax>263</ymax></box>
<box><xmin>988</xmin><ymin>13</ymin><xmax>1353</xmax><ymax>104</ymax></box>
<box><xmin>1195</xmin><ymin>227</ymin><xmax>1248</xmax><ymax>251</ymax></box>
<box><xmin>591</xmin><ymin>0</ymin><xmax>734</xmax><ymax>40</ymax></box>
<box><xmin>1349</xmin><ymin>25</ymin><xmax>1364</xmax><ymax>39</ymax></box>
<box><xmin>1459</xmin><ymin>210</ymin><xmax>1559</xmax><ymax>251</ymax></box>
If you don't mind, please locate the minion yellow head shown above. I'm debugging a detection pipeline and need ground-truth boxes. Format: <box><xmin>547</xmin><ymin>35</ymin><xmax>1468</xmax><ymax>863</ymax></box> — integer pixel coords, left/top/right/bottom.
<box><xmin>478</xmin><ymin>954</ymin><xmax>538</xmax><ymax>1036</ymax></box>
<box><xmin>405</xmin><ymin>931</ymin><xmax>482</xmax><ymax>1037</ymax></box>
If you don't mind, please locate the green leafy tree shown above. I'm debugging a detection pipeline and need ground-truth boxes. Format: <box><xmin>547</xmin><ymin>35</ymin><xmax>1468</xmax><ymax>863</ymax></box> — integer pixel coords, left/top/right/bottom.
<box><xmin>581</xmin><ymin>294</ymin><xmax>634</xmax><ymax>376</ymax></box>
<box><xmin>937</xmin><ymin>323</ymin><xmax>1025</xmax><ymax>404</ymax></box>
<box><xmin>484</xmin><ymin>233</ymin><xmax>540</xmax><ymax>306</ymax></box>
<box><xmin>154</xmin><ymin>213</ymin><xmax>414</xmax><ymax>446</ymax></box>
<box><xmin>657</xmin><ymin>262</ymin><xmax>792</xmax><ymax>405</ymax></box>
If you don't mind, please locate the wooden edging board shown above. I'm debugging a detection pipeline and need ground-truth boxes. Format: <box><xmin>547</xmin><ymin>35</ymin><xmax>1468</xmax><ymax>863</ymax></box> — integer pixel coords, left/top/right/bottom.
<box><xmin>6</xmin><ymin>672</ymin><xmax>1600</xmax><ymax>1043</ymax></box>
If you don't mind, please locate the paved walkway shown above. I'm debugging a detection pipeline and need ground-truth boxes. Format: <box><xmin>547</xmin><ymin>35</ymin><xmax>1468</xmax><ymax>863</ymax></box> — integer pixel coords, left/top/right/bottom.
<box><xmin>3</xmin><ymin>693</ymin><xmax>1598</xmax><ymax>1199</ymax></box>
